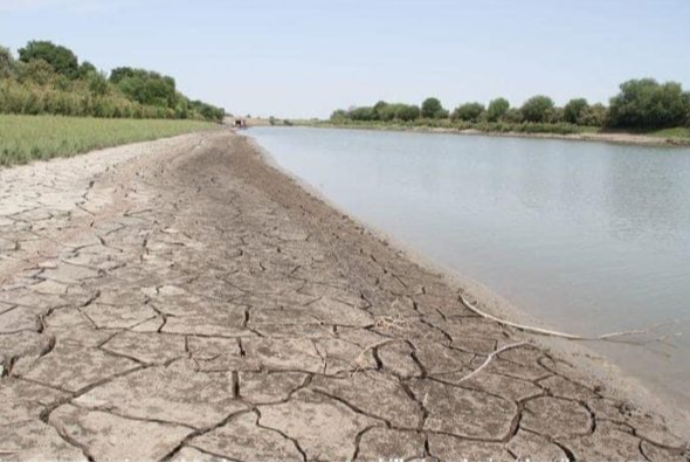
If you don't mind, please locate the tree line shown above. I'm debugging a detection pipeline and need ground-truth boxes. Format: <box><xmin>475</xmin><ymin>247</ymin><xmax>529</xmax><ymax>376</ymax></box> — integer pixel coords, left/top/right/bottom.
<box><xmin>330</xmin><ymin>79</ymin><xmax>690</xmax><ymax>132</ymax></box>
<box><xmin>0</xmin><ymin>40</ymin><xmax>224</xmax><ymax>122</ymax></box>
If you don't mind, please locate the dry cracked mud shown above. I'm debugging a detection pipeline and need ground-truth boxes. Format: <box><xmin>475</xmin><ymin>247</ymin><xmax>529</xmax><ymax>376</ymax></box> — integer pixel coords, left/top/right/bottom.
<box><xmin>0</xmin><ymin>131</ymin><xmax>688</xmax><ymax>462</ymax></box>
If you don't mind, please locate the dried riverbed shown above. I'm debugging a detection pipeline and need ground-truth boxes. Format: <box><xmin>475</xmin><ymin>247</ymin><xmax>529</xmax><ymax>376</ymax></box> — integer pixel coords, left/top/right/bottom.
<box><xmin>0</xmin><ymin>131</ymin><xmax>687</xmax><ymax>461</ymax></box>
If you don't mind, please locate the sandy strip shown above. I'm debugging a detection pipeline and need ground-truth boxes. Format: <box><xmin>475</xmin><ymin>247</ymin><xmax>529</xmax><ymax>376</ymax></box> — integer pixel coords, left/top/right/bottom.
<box><xmin>0</xmin><ymin>130</ymin><xmax>687</xmax><ymax>461</ymax></box>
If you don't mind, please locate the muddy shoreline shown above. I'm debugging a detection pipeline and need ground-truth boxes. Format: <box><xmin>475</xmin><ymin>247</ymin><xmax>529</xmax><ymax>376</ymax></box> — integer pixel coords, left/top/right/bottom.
<box><xmin>0</xmin><ymin>130</ymin><xmax>687</xmax><ymax>460</ymax></box>
<box><xmin>244</xmin><ymin>131</ymin><xmax>690</xmax><ymax>435</ymax></box>
<box><xmin>245</xmin><ymin>127</ymin><xmax>690</xmax><ymax>424</ymax></box>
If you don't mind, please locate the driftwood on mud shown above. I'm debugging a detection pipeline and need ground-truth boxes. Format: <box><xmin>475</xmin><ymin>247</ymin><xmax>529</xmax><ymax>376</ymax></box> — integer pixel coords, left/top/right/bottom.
<box><xmin>453</xmin><ymin>341</ymin><xmax>528</xmax><ymax>383</ymax></box>
<box><xmin>458</xmin><ymin>293</ymin><xmax>676</xmax><ymax>343</ymax></box>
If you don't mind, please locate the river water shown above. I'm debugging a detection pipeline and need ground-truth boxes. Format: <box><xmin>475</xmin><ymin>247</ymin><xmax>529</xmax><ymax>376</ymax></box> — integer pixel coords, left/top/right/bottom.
<box><xmin>248</xmin><ymin>126</ymin><xmax>690</xmax><ymax>408</ymax></box>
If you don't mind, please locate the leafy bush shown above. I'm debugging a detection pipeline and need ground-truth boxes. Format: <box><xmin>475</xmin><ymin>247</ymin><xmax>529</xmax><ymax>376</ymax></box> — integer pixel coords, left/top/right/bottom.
<box><xmin>372</xmin><ymin>101</ymin><xmax>389</xmax><ymax>120</ymax></box>
<box><xmin>502</xmin><ymin>108</ymin><xmax>524</xmax><ymax>124</ymax></box>
<box><xmin>520</xmin><ymin>95</ymin><xmax>555</xmax><ymax>123</ymax></box>
<box><xmin>189</xmin><ymin>100</ymin><xmax>224</xmax><ymax>122</ymax></box>
<box><xmin>578</xmin><ymin>103</ymin><xmax>608</xmax><ymax>127</ymax></box>
<box><xmin>111</xmin><ymin>67</ymin><xmax>177</xmax><ymax>108</ymax></box>
<box><xmin>549</xmin><ymin>106</ymin><xmax>565</xmax><ymax>124</ymax></box>
<box><xmin>330</xmin><ymin>109</ymin><xmax>348</xmax><ymax>122</ymax></box>
<box><xmin>0</xmin><ymin>45</ymin><xmax>14</xmax><ymax>79</ymax></box>
<box><xmin>421</xmin><ymin>97</ymin><xmax>446</xmax><ymax>119</ymax></box>
<box><xmin>608</xmin><ymin>78</ymin><xmax>690</xmax><ymax>129</ymax></box>
<box><xmin>349</xmin><ymin>106</ymin><xmax>377</xmax><ymax>121</ymax></box>
<box><xmin>564</xmin><ymin>98</ymin><xmax>589</xmax><ymax>124</ymax></box>
<box><xmin>88</xmin><ymin>72</ymin><xmax>109</xmax><ymax>96</ymax></box>
<box><xmin>452</xmin><ymin>102</ymin><xmax>485</xmax><ymax>122</ymax></box>
<box><xmin>377</xmin><ymin>103</ymin><xmax>398</xmax><ymax>122</ymax></box>
<box><xmin>19</xmin><ymin>41</ymin><xmax>80</xmax><ymax>79</ymax></box>
<box><xmin>395</xmin><ymin>104</ymin><xmax>421</xmax><ymax>121</ymax></box>
<box><xmin>486</xmin><ymin>98</ymin><xmax>510</xmax><ymax>122</ymax></box>
<box><xmin>1</xmin><ymin>78</ymin><xmax>174</xmax><ymax>119</ymax></box>
<box><xmin>326</xmin><ymin>77</ymin><xmax>689</xmax><ymax>135</ymax></box>
<box><xmin>16</xmin><ymin>59</ymin><xmax>57</xmax><ymax>86</ymax></box>
<box><xmin>1</xmin><ymin>40</ymin><xmax>224</xmax><ymax>122</ymax></box>
<box><xmin>79</xmin><ymin>61</ymin><xmax>97</xmax><ymax>78</ymax></box>
<box><xmin>341</xmin><ymin>103</ymin><xmax>421</xmax><ymax>122</ymax></box>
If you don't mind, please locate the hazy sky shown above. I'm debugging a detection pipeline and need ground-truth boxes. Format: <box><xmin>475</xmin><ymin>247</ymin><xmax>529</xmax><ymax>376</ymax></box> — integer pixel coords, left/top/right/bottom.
<box><xmin>1</xmin><ymin>0</ymin><xmax>689</xmax><ymax>118</ymax></box>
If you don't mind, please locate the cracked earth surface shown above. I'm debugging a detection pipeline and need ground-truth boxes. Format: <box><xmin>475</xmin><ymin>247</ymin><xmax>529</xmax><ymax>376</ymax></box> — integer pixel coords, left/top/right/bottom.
<box><xmin>0</xmin><ymin>131</ymin><xmax>687</xmax><ymax>462</ymax></box>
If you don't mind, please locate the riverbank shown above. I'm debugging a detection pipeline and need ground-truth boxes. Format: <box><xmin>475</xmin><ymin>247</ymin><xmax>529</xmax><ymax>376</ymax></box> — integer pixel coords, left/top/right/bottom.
<box><xmin>248</xmin><ymin>124</ymin><xmax>690</xmax><ymax>417</ymax></box>
<box><xmin>296</xmin><ymin>121</ymin><xmax>690</xmax><ymax>147</ymax></box>
<box><xmin>0</xmin><ymin>131</ymin><xmax>687</xmax><ymax>460</ymax></box>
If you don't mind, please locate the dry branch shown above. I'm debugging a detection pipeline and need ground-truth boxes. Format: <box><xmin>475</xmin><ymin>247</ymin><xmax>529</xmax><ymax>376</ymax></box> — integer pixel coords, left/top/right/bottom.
<box><xmin>455</xmin><ymin>342</ymin><xmax>527</xmax><ymax>383</ymax></box>
<box><xmin>459</xmin><ymin>293</ymin><xmax>676</xmax><ymax>342</ymax></box>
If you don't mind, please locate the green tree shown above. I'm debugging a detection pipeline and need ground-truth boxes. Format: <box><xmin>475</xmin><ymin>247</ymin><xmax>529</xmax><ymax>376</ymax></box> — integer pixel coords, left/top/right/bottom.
<box><xmin>349</xmin><ymin>106</ymin><xmax>376</xmax><ymax>121</ymax></box>
<box><xmin>564</xmin><ymin>98</ymin><xmax>589</xmax><ymax>124</ymax></box>
<box><xmin>395</xmin><ymin>104</ymin><xmax>421</xmax><ymax>121</ymax></box>
<box><xmin>486</xmin><ymin>98</ymin><xmax>510</xmax><ymax>122</ymax></box>
<box><xmin>549</xmin><ymin>107</ymin><xmax>565</xmax><ymax>124</ymax></box>
<box><xmin>79</xmin><ymin>61</ymin><xmax>97</xmax><ymax>78</ymax></box>
<box><xmin>608</xmin><ymin>78</ymin><xmax>690</xmax><ymax>129</ymax></box>
<box><xmin>109</xmin><ymin>67</ymin><xmax>137</xmax><ymax>84</ymax></box>
<box><xmin>112</xmin><ymin>67</ymin><xmax>177</xmax><ymax>108</ymax></box>
<box><xmin>421</xmin><ymin>97</ymin><xmax>446</xmax><ymax>118</ymax></box>
<box><xmin>578</xmin><ymin>103</ymin><xmax>608</xmax><ymax>127</ymax></box>
<box><xmin>174</xmin><ymin>94</ymin><xmax>190</xmax><ymax>119</ymax></box>
<box><xmin>88</xmin><ymin>71</ymin><xmax>109</xmax><ymax>96</ymax></box>
<box><xmin>452</xmin><ymin>102</ymin><xmax>485</xmax><ymax>122</ymax></box>
<box><xmin>0</xmin><ymin>42</ymin><xmax>223</xmax><ymax>122</ymax></box>
<box><xmin>0</xmin><ymin>44</ymin><xmax>15</xmax><ymax>78</ymax></box>
<box><xmin>503</xmin><ymin>108</ymin><xmax>524</xmax><ymax>124</ymax></box>
<box><xmin>189</xmin><ymin>100</ymin><xmax>224</xmax><ymax>122</ymax></box>
<box><xmin>378</xmin><ymin>106</ymin><xmax>396</xmax><ymax>121</ymax></box>
<box><xmin>16</xmin><ymin>59</ymin><xmax>58</xmax><ymax>85</ymax></box>
<box><xmin>330</xmin><ymin>109</ymin><xmax>348</xmax><ymax>122</ymax></box>
<box><xmin>373</xmin><ymin>100</ymin><xmax>389</xmax><ymax>120</ymax></box>
<box><xmin>18</xmin><ymin>41</ymin><xmax>79</xmax><ymax>79</ymax></box>
<box><xmin>520</xmin><ymin>95</ymin><xmax>555</xmax><ymax>123</ymax></box>
<box><xmin>366</xmin><ymin>103</ymin><xmax>421</xmax><ymax>122</ymax></box>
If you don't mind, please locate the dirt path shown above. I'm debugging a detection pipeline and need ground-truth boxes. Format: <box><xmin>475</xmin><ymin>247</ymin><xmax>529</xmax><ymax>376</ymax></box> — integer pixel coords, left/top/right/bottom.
<box><xmin>0</xmin><ymin>131</ymin><xmax>687</xmax><ymax>461</ymax></box>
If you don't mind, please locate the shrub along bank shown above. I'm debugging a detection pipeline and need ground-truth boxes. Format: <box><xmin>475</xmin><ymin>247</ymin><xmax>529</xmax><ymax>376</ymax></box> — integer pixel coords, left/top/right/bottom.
<box><xmin>329</xmin><ymin>79</ymin><xmax>690</xmax><ymax>135</ymax></box>
<box><xmin>0</xmin><ymin>40</ymin><xmax>224</xmax><ymax>122</ymax></box>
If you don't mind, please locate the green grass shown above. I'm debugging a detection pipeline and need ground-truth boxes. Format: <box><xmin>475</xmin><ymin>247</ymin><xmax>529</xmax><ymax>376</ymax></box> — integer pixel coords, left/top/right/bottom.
<box><xmin>306</xmin><ymin>119</ymin><xmax>690</xmax><ymax>143</ymax></box>
<box><xmin>0</xmin><ymin>114</ymin><xmax>219</xmax><ymax>167</ymax></box>
<box><xmin>648</xmin><ymin>127</ymin><xmax>690</xmax><ymax>140</ymax></box>
<box><xmin>306</xmin><ymin>119</ymin><xmax>599</xmax><ymax>136</ymax></box>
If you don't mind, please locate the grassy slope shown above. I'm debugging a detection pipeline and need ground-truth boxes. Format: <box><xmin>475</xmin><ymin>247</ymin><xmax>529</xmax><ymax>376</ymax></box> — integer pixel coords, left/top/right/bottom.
<box><xmin>0</xmin><ymin>114</ymin><xmax>219</xmax><ymax>167</ymax></box>
<box><xmin>648</xmin><ymin>127</ymin><xmax>690</xmax><ymax>139</ymax></box>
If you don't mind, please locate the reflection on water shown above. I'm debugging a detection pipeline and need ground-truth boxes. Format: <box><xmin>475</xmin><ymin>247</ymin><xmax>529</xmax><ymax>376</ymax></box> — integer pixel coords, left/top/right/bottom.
<box><xmin>249</xmin><ymin>126</ymin><xmax>690</xmax><ymax>406</ymax></box>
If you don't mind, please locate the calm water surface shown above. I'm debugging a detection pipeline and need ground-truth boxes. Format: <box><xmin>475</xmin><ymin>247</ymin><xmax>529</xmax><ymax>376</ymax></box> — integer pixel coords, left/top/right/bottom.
<box><xmin>249</xmin><ymin>126</ymin><xmax>690</xmax><ymax>406</ymax></box>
